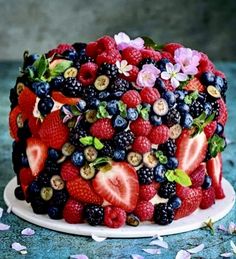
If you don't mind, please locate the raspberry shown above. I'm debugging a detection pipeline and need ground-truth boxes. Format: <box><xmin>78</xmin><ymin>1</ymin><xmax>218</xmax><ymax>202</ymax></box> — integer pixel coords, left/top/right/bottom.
<box><xmin>47</xmin><ymin>43</ymin><xmax>74</xmax><ymax>57</ymax></box>
<box><xmin>90</xmin><ymin>118</ymin><xmax>115</xmax><ymax>140</ymax></box>
<box><xmin>214</xmin><ymin>70</ymin><xmax>226</xmax><ymax>78</ymax></box>
<box><xmin>61</xmin><ymin>161</ymin><xmax>79</xmax><ymax>181</ymax></box>
<box><xmin>77</xmin><ymin>62</ymin><xmax>98</xmax><ymax>86</ymax></box>
<box><xmin>148</xmin><ymin>125</ymin><xmax>169</xmax><ymax>144</ymax></box>
<box><xmin>104</xmin><ymin>206</ymin><xmax>126</xmax><ymax>228</ymax></box>
<box><xmin>133</xmin><ymin>201</ymin><xmax>154</xmax><ymax>221</ymax></box>
<box><xmin>197</xmin><ymin>53</ymin><xmax>215</xmax><ymax>75</ymax></box>
<box><xmin>204</xmin><ymin>121</ymin><xmax>217</xmax><ymax>139</ymax></box>
<box><xmin>184</xmin><ymin>78</ymin><xmax>205</xmax><ymax>92</ymax></box>
<box><xmin>96</xmin><ymin>35</ymin><xmax>116</xmax><ymax>54</ymax></box>
<box><xmin>132</xmin><ymin>136</ymin><xmax>151</xmax><ymax>154</ymax></box>
<box><xmin>217</xmin><ymin>98</ymin><xmax>228</xmax><ymax>126</ymax></box>
<box><xmin>163</xmin><ymin>80</ymin><xmax>175</xmax><ymax>91</ymax></box>
<box><xmin>163</xmin><ymin>43</ymin><xmax>183</xmax><ymax>55</ymax></box>
<box><xmin>63</xmin><ymin>199</ymin><xmax>84</xmax><ymax>224</ymax></box>
<box><xmin>141</xmin><ymin>49</ymin><xmax>162</xmax><ymax>61</ymax></box>
<box><xmin>96</xmin><ymin>50</ymin><xmax>121</xmax><ymax>66</ymax></box>
<box><xmin>130</xmin><ymin>117</ymin><xmax>152</xmax><ymax>136</ymax></box>
<box><xmin>140</xmin><ymin>87</ymin><xmax>160</xmax><ymax>104</ymax></box>
<box><xmin>122</xmin><ymin>47</ymin><xmax>142</xmax><ymax>65</ymax></box>
<box><xmin>121</xmin><ymin>65</ymin><xmax>139</xmax><ymax>82</ymax></box>
<box><xmin>200</xmin><ymin>186</ymin><xmax>215</xmax><ymax>209</ymax></box>
<box><xmin>121</xmin><ymin>90</ymin><xmax>141</xmax><ymax>108</ymax></box>
<box><xmin>139</xmin><ymin>183</ymin><xmax>157</xmax><ymax>201</ymax></box>
<box><xmin>85</xmin><ymin>41</ymin><xmax>98</xmax><ymax>58</ymax></box>
<box><xmin>161</xmin><ymin>51</ymin><xmax>175</xmax><ymax>63</ymax></box>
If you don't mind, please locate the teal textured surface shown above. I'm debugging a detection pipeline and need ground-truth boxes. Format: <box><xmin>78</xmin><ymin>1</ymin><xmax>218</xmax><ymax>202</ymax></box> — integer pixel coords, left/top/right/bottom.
<box><xmin>0</xmin><ymin>62</ymin><xmax>235</xmax><ymax>259</ymax></box>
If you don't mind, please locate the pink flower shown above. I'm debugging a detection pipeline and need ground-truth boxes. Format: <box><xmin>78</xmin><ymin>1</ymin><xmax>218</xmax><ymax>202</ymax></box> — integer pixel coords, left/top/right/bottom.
<box><xmin>161</xmin><ymin>63</ymin><xmax>188</xmax><ymax>88</ymax></box>
<box><xmin>174</xmin><ymin>47</ymin><xmax>201</xmax><ymax>75</ymax></box>
<box><xmin>114</xmin><ymin>32</ymin><xmax>144</xmax><ymax>51</ymax></box>
<box><xmin>136</xmin><ymin>64</ymin><xmax>160</xmax><ymax>88</ymax></box>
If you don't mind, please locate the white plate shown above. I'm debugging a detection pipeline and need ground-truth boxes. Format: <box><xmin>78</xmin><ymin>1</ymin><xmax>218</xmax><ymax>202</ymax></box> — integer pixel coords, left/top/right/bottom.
<box><xmin>4</xmin><ymin>177</ymin><xmax>235</xmax><ymax>238</ymax></box>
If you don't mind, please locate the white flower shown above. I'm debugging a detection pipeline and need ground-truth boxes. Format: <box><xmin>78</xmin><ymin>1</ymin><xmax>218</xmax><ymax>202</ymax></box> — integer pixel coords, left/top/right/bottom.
<box><xmin>161</xmin><ymin>63</ymin><xmax>188</xmax><ymax>88</ymax></box>
<box><xmin>116</xmin><ymin>60</ymin><xmax>132</xmax><ymax>76</ymax></box>
<box><xmin>114</xmin><ymin>32</ymin><xmax>144</xmax><ymax>50</ymax></box>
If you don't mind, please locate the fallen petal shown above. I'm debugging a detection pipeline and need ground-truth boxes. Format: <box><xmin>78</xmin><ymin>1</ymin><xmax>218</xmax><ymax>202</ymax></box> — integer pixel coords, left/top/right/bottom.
<box><xmin>11</xmin><ymin>242</ymin><xmax>27</xmax><ymax>251</ymax></box>
<box><xmin>91</xmin><ymin>234</ymin><xmax>106</xmax><ymax>242</ymax></box>
<box><xmin>131</xmin><ymin>254</ymin><xmax>144</xmax><ymax>259</ymax></box>
<box><xmin>187</xmin><ymin>244</ymin><xmax>205</xmax><ymax>254</ymax></box>
<box><xmin>20</xmin><ymin>250</ymin><xmax>28</xmax><ymax>255</ymax></box>
<box><xmin>230</xmin><ymin>240</ymin><xmax>236</xmax><ymax>253</ymax></box>
<box><xmin>21</xmin><ymin>227</ymin><xmax>35</xmax><ymax>236</ymax></box>
<box><xmin>142</xmin><ymin>248</ymin><xmax>161</xmax><ymax>255</ymax></box>
<box><xmin>152</xmin><ymin>234</ymin><xmax>163</xmax><ymax>241</ymax></box>
<box><xmin>220</xmin><ymin>252</ymin><xmax>234</xmax><ymax>257</ymax></box>
<box><xmin>228</xmin><ymin>222</ymin><xmax>236</xmax><ymax>234</ymax></box>
<box><xmin>70</xmin><ymin>255</ymin><xmax>89</xmax><ymax>259</ymax></box>
<box><xmin>0</xmin><ymin>223</ymin><xmax>10</xmax><ymax>231</ymax></box>
<box><xmin>0</xmin><ymin>207</ymin><xmax>3</xmax><ymax>218</ymax></box>
<box><xmin>175</xmin><ymin>250</ymin><xmax>191</xmax><ymax>259</ymax></box>
<box><xmin>218</xmin><ymin>224</ymin><xmax>227</xmax><ymax>232</ymax></box>
<box><xmin>149</xmin><ymin>239</ymin><xmax>168</xmax><ymax>249</ymax></box>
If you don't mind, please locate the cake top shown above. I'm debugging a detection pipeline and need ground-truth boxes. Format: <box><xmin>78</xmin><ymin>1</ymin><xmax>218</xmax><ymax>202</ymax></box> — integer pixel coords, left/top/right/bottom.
<box><xmin>9</xmin><ymin>32</ymin><xmax>228</xmax><ymax>225</ymax></box>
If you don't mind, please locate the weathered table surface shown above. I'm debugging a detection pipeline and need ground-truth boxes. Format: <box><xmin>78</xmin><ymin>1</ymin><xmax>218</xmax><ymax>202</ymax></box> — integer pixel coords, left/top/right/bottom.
<box><xmin>0</xmin><ymin>62</ymin><xmax>235</xmax><ymax>259</ymax></box>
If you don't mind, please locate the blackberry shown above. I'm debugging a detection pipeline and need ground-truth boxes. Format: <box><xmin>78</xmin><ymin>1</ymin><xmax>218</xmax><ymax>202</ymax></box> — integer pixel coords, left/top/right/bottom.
<box><xmin>165</xmin><ymin>108</ymin><xmax>181</xmax><ymax>127</ymax></box>
<box><xmin>62</xmin><ymin>77</ymin><xmax>82</xmax><ymax>97</ymax></box>
<box><xmin>114</xmin><ymin>130</ymin><xmax>134</xmax><ymax>149</ymax></box>
<box><xmin>9</xmin><ymin>88</ymin><xmax>18</xmax><ymax>109</ymax></box>
<box><xmin>190</xmin><ymin>100</ymin><xmax>204</xmax><ymax>118</ymax></box>
<box><xmin>158</xmin><ymin>182</ymin><xmax>176</xmax><ymax>198</ymax></box>
<box><xmin>69</xmin><ymin>126</ymin><xmax>88</xmax><ymax>148</ymax></box>
<box><xmin>14</xmin><ymin>186</ymin><xmax>25</xmax><ymax>200</ymax></box>
<box><xmin>31</xmin><ymin>198</ymin><xmax>48</xmax><ymax>214</ymax></box>
<box><xmin>100</xmin><ymin>141</ymin><xmax>115</xmax><ymax>158</ymax></box>
<box><xmin>82</xmin><ymin>85</ymin><xmax>98</xmax><ymax>101</ymax></box>
<box><xmin>78</xmin><ymin>54</ymin><xmax>94</xmax><ymax>64</ymax></box>
<box><xmin>44</xmin><ymin>159</ymin><xmax>61</xmax><ymax>175</ymax></box>
<box><xmin>159</xmin><ymin>140</ymin><xmax>177</xmax><ymax>157</ymax></box>
<box><xmin>137</xmin><ymin>166</ymin><xmax>154</xmax><ymax>184</ymax></box>
<box><xmin>28</xmin><ymin>181</ymin><xmax>41</xmax><ymax>201</ymax></box>
<box><xmin>99</xmin><ymin>63</ymin><xmax>118</xmax><ymax>79</ymax></box>
<box><xmin>154</xmin><ymin>203</ymin><xmax>174</xmax><ymax>225</ymax></box>
<box><xmin>85</xmin><ymin>204</ymin><xmax>104</xmax><ymax>226</ymax></box>
<box><xmin>37</xmin><ymin>171</ymin><xmax>51</xmax><ymax>187</ymax></box>
<box><xmin>198</xmin><ymin>93</ymin><xmax>207</xmax><ymax>103</ymax></box>
<box><xmin>12</xmin><ymin>141</ymin><xmax>26</xmax><ymax>175</ymax></box>
<box><xmin>50</xmin><ymin>190</ymin><xmax>68</xmax><ymax>207</ymax></box>
<box><xmin>211</xmin><ymin>101</ymin><xmax>220</xmax><ymax>118</ymax></box>
<box><xmin>110</xmin><ymin>78</ymin><xmax>130</xmax><ymax>98</ymax></box>
<box><xmin>139</xmin><ymin>58</ymin><xmax>158</xmax><ymax>68</ymax></box>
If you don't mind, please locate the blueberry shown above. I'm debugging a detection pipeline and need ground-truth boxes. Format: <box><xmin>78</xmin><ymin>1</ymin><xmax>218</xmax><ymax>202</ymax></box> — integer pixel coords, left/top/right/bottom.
<box><xmin>14</xmin><ymin>186</ymin><xmax>25</xmax><ymax>200</ymax></box>
<box><xmin>214</xmin><ymin>76</ymin><xmax>224</xmax><ymax>90</ymax></box>
<box><xmin>107</xmin><ymin>100</ymin><xmax>119</xmax><ymax>115</ymax></box>
<box><xmin>48</xmin><ymin>206</ymin><xmax>62</xmax><ymax>220</ymax></box>
<box><xmin>177</xmin><ymin>102</ymin><xmax>190</xmax><ymax>114</ymax></box>
<box><xmin>127</xmin><ymin>108</ymin><xmax>138</xmax><ymax>121</ymax></box>
<box><xmin>166</xmin><ymin>157</ymin><xmax>178</xmax><ymax>169</ymax></box>
<box><xmin>76</xmin><ymin>99</ymin><xmax>87</xmax><ymax>112</ymax></box>
<box><xmin>215</xmin><ymin>123</ymin><xmax>224</xmax><ymax>136</ymax></box>
<box><xmin>154</xmin><ymin>78</ymin><xmax>166</xmax><ymax>93</ymax></box>
<box><xmin>150</xmin><ymin>114</ymin><xmax>162</xmax><ymax>126</ymax></box>
<box><xmin>204</xmin><ymin>102</ymin><xmax>212</xmax><ymax>116</ymax></box>
<box><xmin>28</xmin><ymin>181</ymin><xmax>41</xmax><ymax>200</ymax></box>
<box><xmin>113</xmin><ymin>115</ymin><xmax>128</xmax><ymax>131</ymax></box>
<box><xmin>154</xmin><ymin>164</ymin><xmax>166</xmax><ymax>182</ymax></box>
<box><xmin>180</xmin><ymin>113</ymin><xmax>193</xmax><ymax>129</ymax></box>
<box><xmin>162</xmin><ymin>91</ymin><xmax>176</xmax><ymax>107</ymax></box>
<box><xmin>200</xmin><ymin>72</ymin><xmax>215</xmax><ymax>86</ymax></box>
<box><xmin>32</xmin><ymin>81</ymin><xmax>51</xmax><ymax>98</ymax></box>
<box><xmin>38</xmin><ymin>97</ymin><xmax>54</xmax><ymax>116</ymax></box>
<box><xmin>89</xmin><ymin>98</ymin><xmax>100</xmax><ymax>109</ymax></box>
<box><xmin>50</xmin><ymin>76</ymin><xmax>64</xmax><ymax>90</ymax></box>
<box><xmin>113</xmin><ymin>150</ymin><xmax>126</xmax><ymax>161</ymax></box>
<box><xmin>21</xmin><ymin>155</ymin><xmax>29</xmax><ymax>167</ymax></box>
<box><xmin>62</xmin><ymin>49</ymin><xmax>78</xmax><ymax>61</ymax></box>
<box><xmin>174</xmin><ymin>90</ymin><xmax>186</xmax><ymax>101</ymax></box>
<box><xmin>202</xmin><ymin>175</ymin><xmax>212</xmax><ymax>189</ymax></box>
<box><xmin>98</xmin><ymin>91</ymin><xmax>110</xmax><ymax>100</ymax></box>
<box><xmin>48</xmin><ymin>148</ymin><xmax>61</xmax><ymax>161</ymax></box>
<box><xmin>168</xmin><ymin>195</ymin><xmax>182</xmax><ymax>209</ymax></box>
<box><xmin>156</xmin><ymin>58</ymin><xmax>170</xmax><ymax>71</ymax></box>
<box><xmin>23</xmin><ymin>54</ymin><xmax>40</xmax><ymax>69</ymax></box>
<box><xmin>71</xmin><ymin>151</ymin><xmax>85</xmax><ymax>167</ymax></box>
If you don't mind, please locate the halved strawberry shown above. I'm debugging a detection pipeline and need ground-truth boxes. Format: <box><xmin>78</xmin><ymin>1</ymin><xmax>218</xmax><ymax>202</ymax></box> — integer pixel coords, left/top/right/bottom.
<box><xmin>18</xmin><ymin>87</ymin><xmax>36</xmax><ymax>119</ymax></box>
<box><xmin>204</xmin><ymin>121</ymin><xmax>217</xmax><ymax>139</ymax></box>
<box><xmin>28</xmin><ymin>116</ymin><xmax>41</xmax><ymax>137</ymax></box>
<box><xmin>9</xmin><ymin>105</ymin><xmax>25</xmax><ymax>141</ymax></box>
<box><xmin>190</xmin><ymin>163</ymin><xmax>206</xmax><ymax>188</ymax></box>
<box><xmin>19</xmin><ymin>168</ymin><xmax>35</xmax><ymax>186</ymax></box>
<box><xmin>176</xmin><ymin>130</ymin><xmax>208</xmax><ymax>174</ymax></box>
<box><xmin>39</xmin><ymin>110</ymin><xmax>69</xmax><ymax>149</ymax></box>
<box><xmin>26</xmin><ymin>137</ymin><xmax>48</xmax><ymax>177</ymax></box>
<box><xmin>217</xmin><ymin>99</ymin><xmax>228</xmax><ymax>126</ymax></box>
<box><xmin>184</xmin><ymin>78</ymin><xmax>205</xmax><ymax>92</ymax></box>
<box><xmin>52</xmin><ymin>91</ymin><xmax>80</xmax><ymax>105</ymax></box>
<box><xmin>206</xmin><ymin>153</ymin><xmax>225</xmax><ymax>199</ymax></box>
<box><xmin>67</xmin><ymin>177</ymin><xmax>103</xmax><ymax>205</ymax></box>
<box><xmin>92</xmin><ymin>162</ymin><xmax>139</xmax><ymax>212</ymax></box>
<box><xmin>200</xmin><ymin>187</ymin><xmax>215</xmax><ymax>209</ymax></box>
<box><xmin>174</xmin><ymin>185</ymin><xmax>202</xmax><ymax>220</ymax></box>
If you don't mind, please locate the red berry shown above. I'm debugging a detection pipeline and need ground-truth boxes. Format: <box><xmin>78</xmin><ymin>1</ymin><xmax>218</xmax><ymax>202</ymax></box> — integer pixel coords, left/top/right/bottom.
<box><xmin>148</xmin><ymin>125</ymin><xmax>169</xmax><ymax>144</ymax></box>
<box><xmin>163</xmin><ymin>80</ymin><xmax>175</xmax><ymax>91</ymax></box>
<box><xmin>133</xmin><ymin>201</ymin><xmax>154</xmax><ymax>221</ymax></box>
<box><xmin>140</xmin><ymin>87</ymin><xmax>160</xmax><ymax>104</ymax></box>
<box><xmin>141</xmin><ymin>49</ymin><xmax>161</xmax><ymax>61</ymax></box>
<box><xmin>85</xmin><ymin>41</ymin><xmax>98</xmax><ymax>58</ymax></box>
<box><xmin>77</xmin><ymin>62</ymin><xmax>98</xmax><ymax>86</ymax></box>
<box><xmin>122</xmin><ymin>47</ymin><xmax>142</xmax><ymax>65</ymax></box>
<box><xmin>104</xmin><ymin>206</ymin><xmax>126</xmax><ymax>228</ymax></box>
<box><xmin>96</xmin><ymin>35</ymin><xmax>116</xmax><ymax>54</ymax></box>
<box><xmin>200</xmin><ymin>187</ymin><xmax>215</xmax><ymax>209</ymax></box>
<box><xmin>63</xmin><ymin>199</ymin><xmax>84</xmax><ymax>224</ymax></box>
<box><xmin>163</xmin><ymin>43</ymin><xmax>183</xmax><ymax>55</ymax></box>
<box><xmin>96</xmin><ymin>50</ymin><xmax>121</xmax><ymax>66</ymax></box>
<box><xmin>61</xmin><ymin>161</ymin><xmax>80</xmax><ymax>181</ymax></box>
<box><xmin>132</xmin><ymin>136</ymin><xmax>151</xmax><ymax>154</ymax></box>
<box><xmin>214</xmin><ymin>70</ymin><xmax>225</xmax><ymax>78</ymax></box>
<box><xmin>161</xmin><ymin>51</ymin><xmax>175</xmax><ymax>63</ymax></box>
<box><xmin>197</xmin><ymin>53</ymin><xmax>215</xmax><ymax>75</ymax></box>
<box><xmin>18</xmin><ymin>87</ymin><xmax>37</xmax><ymax>119</ymax></box>
<box><xmin>121</xmin><ymin>90</ymin><xmax>141</xmax><ymax>108</ymax></box>
<box><xmin>139</xmin><ymin>183</ymin><xmax>157</xmax><ymax>201</ymax></box>
<box><xmin>190</xmin><ymin>163</ymin><xmax>206</xmax><ymax>188</ymax></box>
<box><xmin>184</xmin><ymin>78</ymin><xmax>205</xmax><ymax>92</ymax></box>
<box><xmin>28</xmin><ymin>116</ymin><xmax>41</xmax><ymax>137</ymax></box>
<box><xmin>9</xmin><ymin>105</ymin><xmax>25</xmax><ymax>141</ymax></box>
<box><xmin>47</xmin><ymin>43</ymin><xmax>74</xmax><ymax>57</ymax></box>
<box><xmin>19</xmin><ymin>168</ymin><xmax>34</xmax><ymax>186</ymax></box>
<box><xmin>121</xmin><ymin>65</ymin><xmax>139</xmax><ymax>82</ymax></box>
<box><xmin>90</xmin><ymin>118</ymin><xmax>115</xmax><ymax>140</ymax></box>
<box><xmin>204</xmin><ymin>121</ymin><xmax>217</xmax><ymax>139</ymax></box>
<box><xmin>130</xmin><ymin>117</ymin><xmax>152</xmax><ymax>136</ymax></box>
<box><xmin>51</xmin><ymin>91</ymin><xmax>80</xmax><ymax>105</ymax></box>
<box><xmin>217</xmin><ymin>98</ymin><xmax>228</xmax><ymax>126</ymax></box>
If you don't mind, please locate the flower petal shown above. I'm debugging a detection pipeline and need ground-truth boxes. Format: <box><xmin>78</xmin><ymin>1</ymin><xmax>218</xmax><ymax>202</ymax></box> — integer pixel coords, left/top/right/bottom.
<box><xmin>230</xmin><ymin>240</ymin><xmax>236</xmax><ymax>253</ymax></box>
<box><xmin>220</xmin><ymin>252</ymin><xmax>234</xmax><ymax>258</ymax></box>
<box><xmin>187</xmin><ymin>244</ymin><xmax>205</xmax><ymax>254</ymax></box>
<box><xmin>114</xmin><ymin>32</ymin><xmax>130</xmax><ymax>44</ymax></box>
<box><xmin>152</xmin><ymin>234</ymin><xmax>163</xmax><ymax>241</ymax></box>
<box><xmin>176</xmin><ymin>73</ymin><xmax>188</xmax><ymax>82</ymax></box>
<box><xmin>173</xmin><ymin>63</ymin><xmax>181</xmax><ymax>73</ymax></box>
<box><xmin>115</xmin><ymin>60</ymin><xmax>121</xmax><ymax>69</ymax></box>
<box><xmin>166</xmin><ymin>63</ymin><xmax>174</xmax><ymax>73</ymax></box>
<box><xmin>21</xmin><ymin>228</ymin><xmax>35</xmax><ymax>236</ymax></box>
<box><xmin>228</xmin><ymin>222</ymin><xmax>236</xmax><ymax>234</ymax></box>
<box><xmin>131</xmin><ymin>255</ymin><xmax>144</xmax><ymax>259</ymax></box>
<box><xmin>149</xmin><ymin>239</ymin><xmax>168</xmax><ymax>249</ymax></box>
<box><xmin>161</xmin><ymin>71</ymin><xmax>171</xmax><ymax>80</ymax></box>
<box><xmin>171</xmin><ymin>77</ymin><xmax>180</xmax><ymax>88</ymax></box>
<box><xmin>142</xmin><ymin>248</ymin><xmax>161</xmax><ymax>255</ymax></box>
<box><xmin>0</xmin><ymin>223</ymin><xmax>10</xmax><ymax>231</ymax></box>
<box><xmin>11</xmin><ymin>242</ymin><xmax>27</xmax><ymax>252</ymax></box>
<box><xmin>130</xmin><ymin>37</ymin><xmax>145</xmax><ymax>50</ymax></box>
<box><xmin>175</xmin><ymin>250</ymin><xmax>191</xmax><ymax>259</ymax></box>
<box><xmin>121</xmin><ymin>60</ymin><xmax>128</xmax><ymax>68</ymax></box>
<box><xmin>70</xmin><ymin>255</ymin><xmax>89</xmax><ymax>259</ymax></box>
<box><xmin>0</xmin><ymin>207</ymin><xmax>3</xmax><ymax>219</ymax></box>
<box><xmin>218</xmin><ymin>224</ymin><xmax>227</xmax><ymax>232</ymax></box>
<box><xmin>91</xmin><ymin>234</ymin><xmax>106</xmax><ymax>242</ymax></box>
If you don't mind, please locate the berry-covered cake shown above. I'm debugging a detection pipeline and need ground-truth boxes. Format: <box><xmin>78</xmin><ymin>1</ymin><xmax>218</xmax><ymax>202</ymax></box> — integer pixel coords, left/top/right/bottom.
<box><xmin>9</xmin><ymin>32</ymin><xmax>228</xmax><ymax>228</ymax></box>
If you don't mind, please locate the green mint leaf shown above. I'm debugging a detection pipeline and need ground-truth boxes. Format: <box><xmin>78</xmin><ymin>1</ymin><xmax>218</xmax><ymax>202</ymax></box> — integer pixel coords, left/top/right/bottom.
<box><xmin>208</xmin><ymin>134</ymin><xmax>225</xmax><ymax>157</ymax></box>
<box><xmin>165</xmin><ymin>169</ymin><xmax>192</xmax><ymax>187</ymax></box>
<box><xmin>79</xmin><ymin>136</ymin><xmax>94</xmax><ymax>146</ymax></box>
<box><xmin>93</xmin><ymin>137</ymin><xmax>104</xmax><ymax>150</ymax></box>
<box><xmin>192</xmin><ymin>112</ymin><xmax>213</xmax><ymax>136</ymax></box>
<box><xmin>33</xmin><ymin>55</ymin><xmax>48</xmax><ymax>79</ymax></box>
<box><xmin>25</xmin><ymin>67</ymin><xmax>35</xmax><ymax>79</ymax></box>
<box><xmin>141</xmin><ymin>36</ymin><xmax>164</xmax><ymax>51</ymax></box>
<box><xmin>140</xmin><ymin>106</ymin><xmax>150</xmax><ymax>120</ymax></box>
<box><xmin>184</xmin><ymin>95</ymin><xmax>192</xmax><ymax>105</ymax></box>
<box><xmin>97</xmin><ymin>105</ymin><xmax>109</xmax><ymax>118</ymax></box>
<box><xmin>184</xmin><ymin>90</ymin><xmax>199</xmax><ymax>105</ymax></box>
<box><xmin>155</xmin><ymin>151</ymin><xmax>164</xmax><ymax>157</ymax></box>
<box><xmin>165</xmin><ymin>170</ymin><xmax>176</xmax><ymax>182</ymax></box>
<box><xmin>70</xmin><ymin>105</ymin><xmax>81</xmax><ymax>116</ymax></box>
<box><xmin>50</xmin><ymin>60</ymin><xmax>73</xmax><ymax>77</ymax></box>
<box><xmin>155</xmin><ymin>151</ymin><xmax>167</xmax><ymax>164</ymax></box>
<box><xmin>89</xmin><ymin>157</ymin><xmax>110</xmax><ymax>168</ymax></box>
<box><xmin>137</xmin><ymin>104</ymin><xmax>142</xmax><ymax>113</ymax></box>
<box><xmin>118</xmin><ymin>101</ymin><xmax>127</xmax><ymax>118</ymax></box>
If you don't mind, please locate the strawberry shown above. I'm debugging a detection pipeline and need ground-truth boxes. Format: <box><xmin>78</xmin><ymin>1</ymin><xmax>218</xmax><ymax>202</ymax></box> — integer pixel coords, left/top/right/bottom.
<box><xmin>61</xmin><ymin>161</ymin><xmax>79</xmax><ymax>181</ymax></box>
<box><xmin>200</xmin><ymin>187</ymin><xmax>215</xmax><ymax>209</ymax></box>
<box><xmin>104</xmin><ymin>206</ymin><xmax>126</xmax><ymax>228</ymax></box>
<box><xmin>204</xmin><ymin>121</ymin><xmax>217</xmax><ymax>139</ymax></box>
<box><xmin>176</xmin><ymin>130</ymin><xmax>207</xmax><ymax>174</ymax></box>
<box><xmin>90</xmin><ymin>118</ymin><xmax>115</xmax><ymax>140</ymax></box>
<box><xmin>190</xmin><ymin>163</ymin><xmax>206</xmax><ymax>188</ymax></box>
<box><xmin>26</xmin><ymin>137</ymin><xmax>48</xmax><ymax>177</ymax></box>
<box><xmin>92</xmin><ymin>162</ymin><xmax>139</xmax><ymax>212</ymax></box>
<box><xmin>63</xmin><ymin>199</ymin><xmax>84</xmax><ymax>224</ymax></box>
<box><xmin>217</xmin><ymin>99</ymin><xmax>228</xmax><ymax>126</ymax></box>
<box><xmin>67</xmin><ymin>176</ymin><xmax>103</xmax><ymax>204</ymax></box>
<box><xmin>174</xmin><ymin>185</ymin><xmax>202</xmax><ymax>219</ymax></box>
<box><xmin>184</xmin><ymin>78</ymin><xmax>205</xmax><ymax>92</ymax></box>
<box><xmin>39</xmin><ymin>110</ymin><xmax>69</xmax><ymax>149</ymax></box>
<box><xmin>52</xmin><ymin>91</ymin><xmax>80</xmax><ymax>105</ymax></box>
<box><xmin>163</xmin><ymin>43</ymin><xmax>183</xmax><ymax>55</ymax></box>
<box><xmin>18</xmin><ymin>87</ymin><xmax>36</xmax><ymax>119</ymax></box>
<box><xmin>9</xmin><ymin>105</ymin><xmax>24</xmax><ymax>141</ymax></box>
<box><xmin>19</xmin><ymin>168</ymin><xmax>35</xmax><ymax>186</ymax></box>
<box><xmin>28</xmin><ymin>116</ymin><xmax>41</xmax><ymax>137</ymax></box>
<box><xmin>206</xmin><ymin>153</ymin><xmax>225</xmax><ymax>199</ymax></box>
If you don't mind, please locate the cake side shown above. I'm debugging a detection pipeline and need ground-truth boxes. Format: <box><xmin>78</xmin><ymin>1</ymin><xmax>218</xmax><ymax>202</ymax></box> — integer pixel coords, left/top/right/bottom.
<box><xmin>9</xmin><ymin>32</ymin><xmax>228</xmax><ymax>228</ymax></box>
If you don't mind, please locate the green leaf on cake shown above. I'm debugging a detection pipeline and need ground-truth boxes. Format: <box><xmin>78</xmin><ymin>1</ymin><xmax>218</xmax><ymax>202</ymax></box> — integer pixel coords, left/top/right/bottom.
<box><xmin>97</xmin><ymin>102</ymin><xmax>109</xmax><ymax>118</ymax></box>
<box><xmin>192</xmin><ymin>112</ymin><xmax>215</xmax><ymax>136</ymax></box>
<box><xmin>155</xmin><ymin>150</ymin><xmax>168</xmax><ymax>164</ymax></box>
<box><xmin>140</xmin><ymin>105</ymin><xmax>151</xmax><ymax>121</ymax></box>
<box><xmin>89</xmin><ymin>157</ymin><xmax>111</xmax><ymax>168</ymax></box>
<box><xmin>94</xmin><ymin>137</ymin><xmax>104</xmax><ymax>150</ymax></box>
<box><xmin>208</xmin><ymin>134</ymin><xmax>225</xmax><ymax>157</ymax></box>
<box><xmin>118</xmin><ymin>101</ymin><xmax>127</xmax><ymax>118</ymax></box>
<box><xmin>165</xmin><ymin>169</ymin><xmax>192</xmax><ymax>187</ymax></box>
<box><xmin>184</xmin><ymin>90</ymin><xmax>199</xmax><ymax>105</ymax></box>
<box><xmin>79</xmin><ymin>136</ymin><xmax>94</xmax><ymax>146</ymax></box>
<box><xmin>33</xmin><ymin>55</ymin><xmax>49</xmax><ymax>79</ymax></box>
<box><xmin>141</xmin><ymin>36</ymin><xmax>164</xmax><ymax>51</ymax></box>
<box><xmin>50</xmin><ymin>60</ymin><xmax>72</xmax><ymax>77</ymax></box>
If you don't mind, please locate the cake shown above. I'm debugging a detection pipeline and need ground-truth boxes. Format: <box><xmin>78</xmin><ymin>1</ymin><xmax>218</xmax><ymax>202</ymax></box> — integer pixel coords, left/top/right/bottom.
<box><xmin>9</xmin><ymin>32</ymin><xmax>228</xmax><ymax>228</ymax></box>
